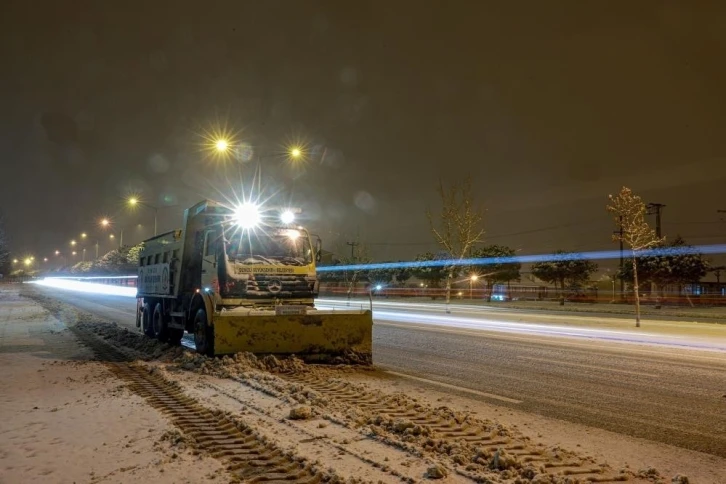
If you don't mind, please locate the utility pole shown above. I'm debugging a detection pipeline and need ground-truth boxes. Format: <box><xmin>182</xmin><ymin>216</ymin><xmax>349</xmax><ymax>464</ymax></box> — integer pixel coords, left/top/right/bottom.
<box><xmin>613</xmin><ymin>216</ymin><xmax>624</xmax><ymax>300</ymax></box>
<box><xmin>346</xmin><ymin>241</ymin><xmax>359</xmax><ymax>260</ymax></box>
<box><xmin>646</xmin><ymin>202</ymin><xmax>666</xmax><ymax>238</ymax></box>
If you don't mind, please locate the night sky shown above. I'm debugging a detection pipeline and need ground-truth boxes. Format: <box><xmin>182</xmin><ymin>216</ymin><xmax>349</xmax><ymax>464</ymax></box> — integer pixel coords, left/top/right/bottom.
<box><xmin>2</xmin><ymin>1</ymin><xmax>726</xmax><ymax>267</ymax></box>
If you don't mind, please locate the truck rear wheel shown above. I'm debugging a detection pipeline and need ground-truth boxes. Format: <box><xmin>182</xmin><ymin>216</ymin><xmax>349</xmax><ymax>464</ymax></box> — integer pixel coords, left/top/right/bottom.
<box><xmin>193</xmin><ymin>307</ymin><xmax>214</xmax><ymax>356</ymax></box>
<box><xmin>152</xmin><ymin>303</ymin><xmax>169</xmax><ymax>343</ymax></box>
<box><xmin>142</xmin><ymin>302</ymin><xmax>154</xmax><ymax>337</ymax></box>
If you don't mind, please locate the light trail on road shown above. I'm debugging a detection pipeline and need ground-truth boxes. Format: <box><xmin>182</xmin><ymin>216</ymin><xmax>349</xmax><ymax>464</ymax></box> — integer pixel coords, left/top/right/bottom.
<box><xmin>317</xmin><ymin>299</ymin><xmax>726</xmax><ymax>353</ymax></box>
<box><xmin>29</xmin><ymin>280</ymin><xmax>726</xmax><ymax>353</ymax></box>
<box><xmin>31</xmin><ymin>278</ymin><xmax>137</xmax><ymax>297</ymax></box>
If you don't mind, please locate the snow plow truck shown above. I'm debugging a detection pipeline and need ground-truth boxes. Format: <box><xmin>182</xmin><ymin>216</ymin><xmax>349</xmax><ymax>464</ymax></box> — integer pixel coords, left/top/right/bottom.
<box><xmin>135</xmin><ymin>199</ymin><xmax>372</xmax><ymax>359</ymax></box>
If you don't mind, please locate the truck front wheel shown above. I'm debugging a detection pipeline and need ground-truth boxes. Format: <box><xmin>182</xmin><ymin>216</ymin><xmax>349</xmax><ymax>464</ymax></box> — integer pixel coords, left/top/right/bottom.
<box><xmin>193</xmin><ymin>307</ymin><xmax>214</xmax><ymax>356</ymax></box>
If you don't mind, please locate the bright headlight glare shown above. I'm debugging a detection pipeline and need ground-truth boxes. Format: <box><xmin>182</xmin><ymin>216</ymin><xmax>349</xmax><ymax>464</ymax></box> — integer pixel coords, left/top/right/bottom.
<box><xmin>280</xmin><ymin>210</ymin><xmax>295</xmax><ymax>224</ymax></box>
<box><xmin>285</xmin><ymin>229</ymin><xmax>301</xmax><ymax>240</ymax></box>
<box><xmin>234</xmin><ymin>203</ymin><xmax>261</xmax><ymax>229</ymax></box>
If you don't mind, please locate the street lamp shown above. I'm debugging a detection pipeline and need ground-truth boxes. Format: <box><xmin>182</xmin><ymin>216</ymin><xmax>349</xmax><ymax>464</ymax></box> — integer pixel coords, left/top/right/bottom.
<box><xmin>100</xmin><ymin>218</ymin><xmax>124</xmax><ymax>248</ymax></box>
<box><xmin>77</xmin><ymin>232</ymin><xmax>100</xmax><ymax>259</ymax></box>
<box><xmin>127</xmin><ymin>197</ymin><xmax>159</xmax><ymax>236</ymax></box>
<box><xmin>215</xmin><ymin>139</ymin><xmax>229</xmax><ymax>152</ymax></box>
<box><xmin>469</xmin><ymin>274</ymin><xmax>479</xmax><ymax>299</ymax></box>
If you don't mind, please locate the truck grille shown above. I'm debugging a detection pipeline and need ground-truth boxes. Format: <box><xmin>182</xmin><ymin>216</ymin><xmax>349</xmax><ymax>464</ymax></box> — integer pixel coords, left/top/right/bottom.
<box><xmin>244</xmin><ymin>275</ymin><xmax>314</xmax><ymax>298</ymax></box>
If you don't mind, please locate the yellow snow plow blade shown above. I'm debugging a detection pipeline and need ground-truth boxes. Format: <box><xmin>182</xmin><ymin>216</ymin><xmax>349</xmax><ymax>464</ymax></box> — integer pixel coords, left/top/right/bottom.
<box><xmin>211</xmin><ymin>309</ymin><xmax>373</xmax><ymax>359</ymax></box>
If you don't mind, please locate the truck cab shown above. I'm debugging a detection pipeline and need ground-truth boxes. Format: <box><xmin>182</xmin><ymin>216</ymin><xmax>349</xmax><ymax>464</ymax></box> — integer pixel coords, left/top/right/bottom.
<box><xmin>204</xmin><ymin>224</ymin><xmax>321</xmax><ymax>306</ymax></box>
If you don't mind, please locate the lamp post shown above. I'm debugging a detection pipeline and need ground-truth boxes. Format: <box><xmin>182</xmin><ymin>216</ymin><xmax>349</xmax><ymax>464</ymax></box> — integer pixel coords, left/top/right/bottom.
<box><xmin>81</xmin><ymin>232</ymin><xmax>100</xmax><ymax>259</ymax></box>
<box><xmin>101</xmin><ymin>218</ymin><xmax>125</xmax><ymax>248</ymax></box>
<box><xmin>128</xmin><ymin>197</ymin><xmax>159</xmax><ymax>236</ymax></box>
<box><xmin>469</xmin><ymin>275</ymin><xmax>479</xmax><ymax>299</ymax></box>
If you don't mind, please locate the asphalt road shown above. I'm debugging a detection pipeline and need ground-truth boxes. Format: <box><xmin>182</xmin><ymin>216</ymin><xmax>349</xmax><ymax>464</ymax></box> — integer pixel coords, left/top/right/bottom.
<box><xmin>28</xmin><ymin>285</ymin><xmax>726</xmax><ymax>457</ymax></box>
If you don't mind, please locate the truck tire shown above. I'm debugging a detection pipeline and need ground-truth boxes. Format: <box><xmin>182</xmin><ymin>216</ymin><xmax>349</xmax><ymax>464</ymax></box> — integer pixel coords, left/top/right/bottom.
<box><xmin>193</xmin><ymin>307</ymin><xmax>214</xmax><ymax>356</ymax></box>
<box><xmin>142</xmin><ymin>302</ymin><xmax>154</xmax><ymax>337</ymax></box>
<box><xmin>167</xmin><ymin>328</ymin><xmax>184</xmax><ymax>346</ymax></box>
<box><xmin>152</xmin><ymin>303</ymin><xmax>169</xmax><ymax>343</ymax></box>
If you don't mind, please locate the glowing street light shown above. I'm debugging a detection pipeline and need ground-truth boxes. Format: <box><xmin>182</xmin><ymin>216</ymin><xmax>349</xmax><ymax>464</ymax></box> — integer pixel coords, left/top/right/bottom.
<box><xmin>54</xmin><ymin>250</ymin><xmax>60</xmax><ymax>255</ymax></box>
<box><xmin>81</xmin><ymin>233</ymin><xmax>87</xmax><ymax>239</ymax></box>
<box><xmin>12</xmin><ymin>259</ymin><xmax>18</xmax><ymax>264</ymax></box>
<box><xmin>71</xmin><ymin>251</ymin><xmax>77</xmax><ymax>256</ymax></box>
<box><xmin>100</xmin><ymin>217</ymin><xmax>124</xmax><ymax>247</ymax></box>
<box><xmin>290</xmin><ymin>147</ymin><xmax>301</xmax><ymax>159</ymax></box>
<box><xmin>23</xmin><ymin>258</ymin><xmax>31</xmax><ymax>266</ymax></box>
<box><xmin>215</xmin><ymin>139</ymin><xmax>229</xmax><ymax>152</ymax></box>
<box><xmin>43</xmin><ymin>258</ymin><xmax>48</xmax><ymax>262</ymax></box>
<box><xmin>127</xmin><ymin>197</ymin><xmax>158</xmax><ymax>235</ymax></box>
<box><xmin>469</xmin><ymin>274</ymin><xmax>479</xmax><ymax>299</ymax></box>
<box><xmin>70</xmin><ymin>240</ymin><xmax>77</xmax><ymax>246</ymax></box>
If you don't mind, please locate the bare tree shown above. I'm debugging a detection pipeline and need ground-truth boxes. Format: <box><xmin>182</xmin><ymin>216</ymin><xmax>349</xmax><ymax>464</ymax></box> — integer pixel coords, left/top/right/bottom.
<box><xmin>427</xmin><ymin>177</ymin><xmax>485</xmax><ymax>311</ymax></box>
<box><xmin>338</xmin><ymin>242</ymin><xmax>371</xmax><ymax>305</ymax></box>
<box><xmin>607</xmin><ymin>187</ymin><xmax>663</xmax><ymax>327</ymax></box>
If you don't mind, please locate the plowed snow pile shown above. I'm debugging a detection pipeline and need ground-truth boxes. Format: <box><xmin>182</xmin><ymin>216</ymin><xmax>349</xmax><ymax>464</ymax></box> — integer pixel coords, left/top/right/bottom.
<box><xmin>69</xmin><ymin>312</ymin><xmax>687</xmax><ymax>484</ymax></box>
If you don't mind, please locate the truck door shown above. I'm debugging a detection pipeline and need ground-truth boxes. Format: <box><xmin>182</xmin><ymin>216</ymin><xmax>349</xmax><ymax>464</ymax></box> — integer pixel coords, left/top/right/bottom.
<box><xmin>201</xmin><ymin>229</ymin><xmax>218</xmax><ymax>292</ymax></box>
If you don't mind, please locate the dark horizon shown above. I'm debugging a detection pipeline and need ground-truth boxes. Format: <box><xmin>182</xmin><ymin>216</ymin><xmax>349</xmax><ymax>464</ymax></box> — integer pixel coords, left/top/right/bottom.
<box><xmin>2</xmin><ymin>1</ymin><xmax>726</xmax><ymax>267</ymax></box>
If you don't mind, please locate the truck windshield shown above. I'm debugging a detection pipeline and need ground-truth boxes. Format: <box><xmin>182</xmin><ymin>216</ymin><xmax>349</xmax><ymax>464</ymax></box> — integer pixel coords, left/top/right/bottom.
<box><xmin>226</xmin><ymin>229</ymin><xmax>312</xmax><ymax>266</ymax></box>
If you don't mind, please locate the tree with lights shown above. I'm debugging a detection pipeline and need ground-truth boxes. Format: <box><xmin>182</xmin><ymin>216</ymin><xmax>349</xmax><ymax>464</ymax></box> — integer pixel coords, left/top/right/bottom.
<box><xmin>427</xmin><ymin>177</ymin><xmax>485</xmax><ymax>311</ymax></box>
<box><xmin>607</xmin><ymin>186</ymin><xmax>663</xmax><ymax>326</ymax></box>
